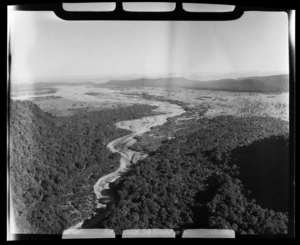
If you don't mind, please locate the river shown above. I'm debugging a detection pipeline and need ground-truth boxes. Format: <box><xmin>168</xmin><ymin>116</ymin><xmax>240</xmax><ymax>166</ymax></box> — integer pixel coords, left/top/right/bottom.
<box><xmin>67</xmin><ymin>100</ymin><xmax>185</xmax><ymax>230</ymax></box>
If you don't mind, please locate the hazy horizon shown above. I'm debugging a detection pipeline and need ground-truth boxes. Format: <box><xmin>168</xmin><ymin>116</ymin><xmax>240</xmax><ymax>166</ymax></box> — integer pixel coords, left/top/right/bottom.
<box><xmin>10</xmin><ymin>72</ymin><xmax>289</xmax><ymax>91</ymax></box>
<box><xmin>9</xmin><ymin>9</ymin><xmax>289</xmax><ymax>85</ymax></box>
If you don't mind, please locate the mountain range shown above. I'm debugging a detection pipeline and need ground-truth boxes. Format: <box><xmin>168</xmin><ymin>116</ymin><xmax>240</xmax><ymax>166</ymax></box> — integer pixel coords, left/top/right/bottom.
<box><xmin>104</xmin><ymin>74</ymin><xmax>289</xmax><ymax>93</ymax></box>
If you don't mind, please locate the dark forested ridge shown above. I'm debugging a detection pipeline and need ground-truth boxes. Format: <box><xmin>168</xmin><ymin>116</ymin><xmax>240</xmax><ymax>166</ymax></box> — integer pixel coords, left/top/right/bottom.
<box><xmin>102</xmin><ymin>116</ymin><xmax>289</xmax><ymax>235</ymax></box>
<box><xmin>9</xmin><ymin>99</ymin><xmax>158</xmax><ymax>234</ymax></box>
<box><xmin>104</xmin><ymin>74</ymin><xmax>289</xmax><ymax>93</ymax></box>
<box><xmin>230</xmin><ymin>137</ymin><xmax>289</xmax><ymax>212</ymax></box>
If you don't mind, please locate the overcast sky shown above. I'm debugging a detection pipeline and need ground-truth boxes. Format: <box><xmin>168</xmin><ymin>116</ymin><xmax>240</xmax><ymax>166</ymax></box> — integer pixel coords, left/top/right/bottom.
<box><xmin>9</xmin><ymin>9</ymin><xmax>289</xmax><ymax>84</ymax></box>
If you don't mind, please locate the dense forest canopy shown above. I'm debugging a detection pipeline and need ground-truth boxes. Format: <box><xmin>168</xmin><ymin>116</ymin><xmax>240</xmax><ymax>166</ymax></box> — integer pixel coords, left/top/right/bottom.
<box><xmin>102</xmin><ymin>116</ymin><xmax>289</xmax><ymax>235</ymax></box>
<box><xmin>9</xmin><ymin>99</ymin><xmax>158</xmax><ymax>233</ymax></box>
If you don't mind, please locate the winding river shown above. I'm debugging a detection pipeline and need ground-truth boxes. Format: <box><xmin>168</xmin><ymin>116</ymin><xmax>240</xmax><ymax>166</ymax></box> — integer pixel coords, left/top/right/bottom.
<box><xmin>69</xmin><ymin>100</ymin><xmax>185</xmax><ymax>230</ymax></box>
<box><xmin>94</xmin><ymin>101</ymin><xmax>185</xmax><ymax>207</ymax></box>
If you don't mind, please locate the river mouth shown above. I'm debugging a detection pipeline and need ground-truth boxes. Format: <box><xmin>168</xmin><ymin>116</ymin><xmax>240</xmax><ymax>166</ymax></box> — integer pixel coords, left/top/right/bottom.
<box><xmin>230</xmin><ymin>135</ymin><xmax>289</xmax><ymax>212</ymax></box>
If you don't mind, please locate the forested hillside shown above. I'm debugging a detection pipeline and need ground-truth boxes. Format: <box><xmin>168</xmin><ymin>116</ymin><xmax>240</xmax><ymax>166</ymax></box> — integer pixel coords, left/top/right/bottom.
<box><xmin>102</xmin><ymin>116</ymin><xmax>289</xmax><ymax>235</ymax></box>
<box><xmin>9</xmin><ymin>100</ymin><xmax>157</xmax><ymax>234</ymax></box>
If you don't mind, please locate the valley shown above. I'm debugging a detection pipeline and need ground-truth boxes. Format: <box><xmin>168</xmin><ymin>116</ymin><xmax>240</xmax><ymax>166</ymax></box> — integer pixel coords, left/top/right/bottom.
<box><xmin>9</xmin><ymin>75</ymin><xmax>290</xmax><ymax>235</ymax></box>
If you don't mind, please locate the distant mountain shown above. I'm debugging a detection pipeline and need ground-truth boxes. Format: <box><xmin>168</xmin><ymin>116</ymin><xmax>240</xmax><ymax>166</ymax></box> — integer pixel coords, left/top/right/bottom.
<box><xmin>192</xmin><ymin>75</ymin><xmax>289</xmax><ymax>93</ymax></box>
<box><xmin>106</xmin><ymin>77</ymin><xmax>196</xmax><ymax>88</ymax></box>
<box><xmin>105</xmin><ymin>74</ymin><xmax>289</xmax><ymax>93</ymax></box>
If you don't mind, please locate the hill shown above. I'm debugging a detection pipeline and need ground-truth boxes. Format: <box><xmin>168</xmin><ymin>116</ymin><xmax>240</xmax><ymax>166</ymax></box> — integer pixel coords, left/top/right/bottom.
<box><xmin>104</xmin><ymin>74</ymin><xmax>289</xmax><ymax>93</ymax></box>
<box><xmin>106</xmin><ymin>77</ymin><xmax>196</xmax><ymax>88</ymax></box>
<box><xmin>9</xmin><ymin>99</ymin><xmax>158</xmax><ymax>233</ymax></box>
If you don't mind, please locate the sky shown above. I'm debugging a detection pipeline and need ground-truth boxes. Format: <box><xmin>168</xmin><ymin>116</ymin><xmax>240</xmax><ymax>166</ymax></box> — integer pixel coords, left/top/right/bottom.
<box><xmin>9</xmin><ymin>8</ymin><xmax>289</xmax><ymax>85</ymax></box>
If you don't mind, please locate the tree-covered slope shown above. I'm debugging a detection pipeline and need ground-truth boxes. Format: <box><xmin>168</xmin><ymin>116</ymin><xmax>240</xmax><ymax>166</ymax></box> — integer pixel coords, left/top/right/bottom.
<box><xmin>102</xmin><ymin>116</ymin><xmax>289</xmax><ymax>235</ymax></box>
<box><xmin>9</xmin><ymin>99</ymin><xmax>157</xmax><ymax>234</ymax></box>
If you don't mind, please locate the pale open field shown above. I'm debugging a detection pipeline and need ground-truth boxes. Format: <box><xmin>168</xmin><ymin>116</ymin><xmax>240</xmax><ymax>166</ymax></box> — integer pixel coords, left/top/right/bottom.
<box><xmin>12</xmin><ymin>86</ymin><xmax>148</xmax><ymax>116</ymax></box>
<box><xmin>11</xmin><ymin>85</ymin><xmax>289</xmax><ymax>121</ymax></box>
<box><xmin>118</xmin><ymin>87</ymin><xmax>289</xmax><ymax>121</ymax></box>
